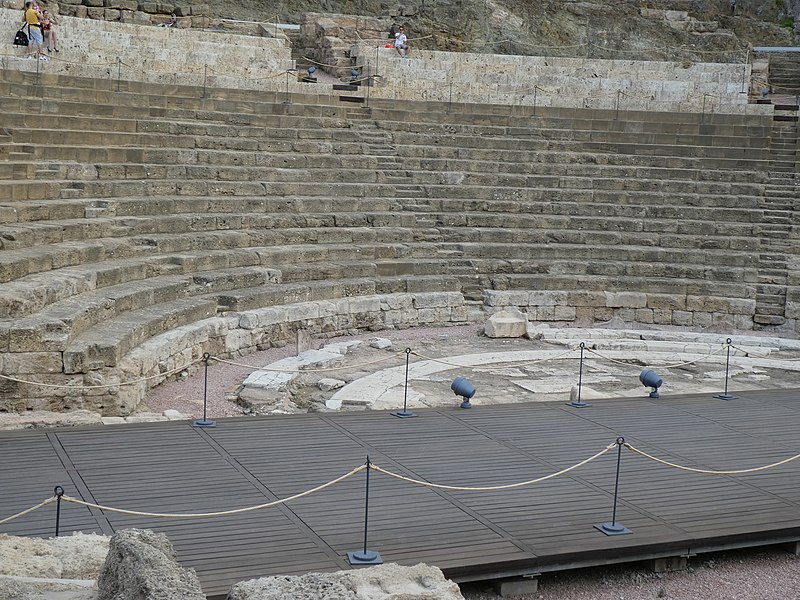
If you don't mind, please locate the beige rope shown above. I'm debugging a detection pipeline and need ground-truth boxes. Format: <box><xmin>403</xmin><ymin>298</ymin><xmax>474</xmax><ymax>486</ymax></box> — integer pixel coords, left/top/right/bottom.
<box><xmin>730</xmin><ymin>344</ymin><xmax>800</xmax><ymax>362</ymax></box>
<box><xmin>625</xmin><ymin>443</ymin><xmax>800</xmax><ymax>475</ymax></box>
<box><xmin>410</xmin><ymin>347</ymin><xmax>576</xmax><ymax>369</ymax></box>
<box><xmin>371</xmin><ymin>443</ymin><xmax>615</xmax><ymax>491</ymax></box>
<box><xmin>585</xmin><ymin>344</ymin><xmax>726</xmax><ymax>369</ymax></box>
<box><xmin>61</xmin><ymin>464</ymin><xmax>366</xmax><ymax>518</ymax></box>
<box><xmin>0</xmin><ymin>496</ymin><xmax>56</xmax><ymax>526</ymax></box>
<box><xmin>0</xmin><ymin>357</ymin><xmax>203</xmax><ymax>390</ymax></box>
<box><xmin>210</xmin><ymin>352</ymin><xmax>398</xmax><ymax>373</ymax></box>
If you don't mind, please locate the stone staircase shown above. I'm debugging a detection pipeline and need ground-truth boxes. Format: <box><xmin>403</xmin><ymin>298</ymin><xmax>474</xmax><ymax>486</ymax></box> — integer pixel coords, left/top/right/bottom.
<box><xmin>767</xmin><ymin>51</ymin><xmax>800</xmax><ymax>95</ymax></box>
<box><xmin>754</xmin><ymin>114</ymin><xmax>798</xmax><ymax>327</ymax></box>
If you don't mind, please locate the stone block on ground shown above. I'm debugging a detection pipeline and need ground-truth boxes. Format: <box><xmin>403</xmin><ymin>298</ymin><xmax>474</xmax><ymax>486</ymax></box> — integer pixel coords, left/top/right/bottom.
<box><xmin>0</xmin><ymin>532</ymin><xmax>109</xmax><ymax>579</ymax></box>
<box><xmin>227</xmin><ymin>562</ymin><xmax>464</xmax><ymax>600</ymax></box>
<box><xmin>484</xmin><ymin>308</ymin><xmax>527</xmax><ymax>338</ymax></box>
<box><xmin>97</xmin><ymin>529</ymin><xmax>204</xmax><ymax>600</ymax></box>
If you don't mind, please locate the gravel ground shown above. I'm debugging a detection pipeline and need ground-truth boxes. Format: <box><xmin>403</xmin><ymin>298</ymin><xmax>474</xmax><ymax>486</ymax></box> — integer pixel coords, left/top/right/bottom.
<box><xmin>460</xmin><ymin>546</ymin><xmax>800</xmax><ymax>600</ymax></box>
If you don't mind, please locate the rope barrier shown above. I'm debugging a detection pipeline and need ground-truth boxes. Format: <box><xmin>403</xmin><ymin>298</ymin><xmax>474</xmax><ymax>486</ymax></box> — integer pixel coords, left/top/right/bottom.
<box><xmin>0</xmin><ymin>496</ymin><xmax>56</xmax><ymax>526</ymax></box>
<box><xmin>371</xmin><ymin>443</ymin><xmax>616</xmax><ymax>491</ymax></box>
<box><xmin>0</xmin><ymin>356</ymin><xmax>203</xmax><ymax>390</ymax></box>
<box><xmin>729</xmin><ymin>344</ymin><xmax>800</xmax><ymax>361</ymax></box>
<box><xmin>60</xmin><ymin>464</ymin><xmax>367</xmax><ymax>518</ymax></box>
<box><xmin>585</xmin><ymin>344</ymin><xmax>728</xmax><ymax>369</ymax></box>
<box><xmin>625</xmin><ymin>442</ymin><xmax>800</xmax><ymax>475</ymax></box>
<box><xmin>7</xmin><ymin>437</ymin><xmax>800</xmax><ymax>528</ymax></box>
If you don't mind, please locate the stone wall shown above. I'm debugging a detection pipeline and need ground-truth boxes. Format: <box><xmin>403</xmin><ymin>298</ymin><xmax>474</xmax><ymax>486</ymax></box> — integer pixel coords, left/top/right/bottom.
<box><xmin>354</xmin><ymin>45</ymin><xmax>759</xmax><ymax>113</ymax></box>
<box><xmin>0</xmin><ymin>8</ymin><xmax>771</xmax><ymax>113</ymax></box>
<box><xmin>0</xmin><ymin>8</ymin><xmax>293</xmax><ymax>89</ymax></box>
<box><xmin>483</xmin><ymin>290</ymin><xmax>757</xmax><ymax>331</ymax></box>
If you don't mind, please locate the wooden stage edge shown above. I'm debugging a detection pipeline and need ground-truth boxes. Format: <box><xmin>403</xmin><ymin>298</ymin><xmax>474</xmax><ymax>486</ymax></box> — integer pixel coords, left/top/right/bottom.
<box><xmin>3</xmin><ymin>387</ymin><xmax>800</xmax><ymax>598</ymax></box>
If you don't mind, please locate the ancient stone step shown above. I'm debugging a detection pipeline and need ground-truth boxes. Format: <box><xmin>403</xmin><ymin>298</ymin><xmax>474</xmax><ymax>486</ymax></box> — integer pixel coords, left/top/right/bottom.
<box><xmin>753</xmin><ymin>314</ymin><xmax>786</xmax><ymax>326</ymax></box>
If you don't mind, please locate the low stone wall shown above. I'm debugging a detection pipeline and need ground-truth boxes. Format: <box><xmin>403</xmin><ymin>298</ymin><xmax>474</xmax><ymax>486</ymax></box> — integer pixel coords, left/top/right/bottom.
<box><xmin>0</xmin><ymin>8</ymin><xmax>293</xmax><ymax>89</ymax></box>
<box><xmin>4</xmin><ymin>291</ymin><xmax>473</xmax><ymax>415</ymax></box>
<box><xmin>354</xmin><ymin>45</ymin><xmax>765</xmax><ymax>114</ymax></box>
<box><xmin>483</xmin><ymin>289</ymin><xmax>758</xmax><ymax>331</ymax></box>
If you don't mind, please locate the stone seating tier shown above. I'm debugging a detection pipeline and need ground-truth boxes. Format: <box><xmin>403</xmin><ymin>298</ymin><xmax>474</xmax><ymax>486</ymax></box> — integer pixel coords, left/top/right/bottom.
<box><xmin>0</xmin><ymin>66</ymin><xmax>793</xmax><ymax>414</ymax></box>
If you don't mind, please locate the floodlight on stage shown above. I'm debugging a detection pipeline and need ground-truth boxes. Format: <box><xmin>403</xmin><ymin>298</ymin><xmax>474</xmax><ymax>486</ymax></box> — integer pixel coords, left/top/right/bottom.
<box><xmin>451</xmin><ymin>376</ymin><xmax>476</xmax><ymax>409</ymax></box>
<box><xmin>639</xmin><ymin>369</ymin><xmax>662</xmax><ymax>399</ymax></box>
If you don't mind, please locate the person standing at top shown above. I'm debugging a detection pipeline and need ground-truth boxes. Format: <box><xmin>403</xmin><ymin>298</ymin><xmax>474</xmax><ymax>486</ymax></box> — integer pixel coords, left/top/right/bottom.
<box><xmin>394</xmin><ymin>25</ymin><xmax>409</xmax><ymax>58</ymax></box>
<box><xmin>22</xmin><ymin>2</ymin><xmax>45</xmax><ymax>60</ymax></box>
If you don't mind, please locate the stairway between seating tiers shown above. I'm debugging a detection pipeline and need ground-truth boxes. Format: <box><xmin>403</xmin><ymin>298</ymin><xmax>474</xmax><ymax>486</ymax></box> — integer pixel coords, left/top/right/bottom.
<box><xmin>0</xmin><ymin>68</ymin><xmax>795</xmax><ymax>415</ymax></box>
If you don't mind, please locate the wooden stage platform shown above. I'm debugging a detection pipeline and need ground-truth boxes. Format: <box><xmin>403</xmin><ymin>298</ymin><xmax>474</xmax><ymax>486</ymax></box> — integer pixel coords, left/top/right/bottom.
<box><xmin>3</xmin><ymin>389</ymin><xmax>800</xmax><ymax>598</ymax></box>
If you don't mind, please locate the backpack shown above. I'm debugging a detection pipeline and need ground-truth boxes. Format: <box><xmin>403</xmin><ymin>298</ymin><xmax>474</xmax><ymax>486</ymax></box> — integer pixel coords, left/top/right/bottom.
<box><xmin>13</xmin><ymin>27</ymin><xmax>29</xmax><ymax>47</ymax></box>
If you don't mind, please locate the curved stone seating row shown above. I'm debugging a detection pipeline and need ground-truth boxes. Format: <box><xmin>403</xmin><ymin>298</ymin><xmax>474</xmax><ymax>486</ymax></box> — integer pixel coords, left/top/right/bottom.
<box><xmin>0</xmin><ymin>69</ymin><xmax>787</xmax><ymax>414</ymax></box>
<box><xmin>0</xmin><ymin>239</ymin><xmax>417</xmax><ymax>317</ymax></box>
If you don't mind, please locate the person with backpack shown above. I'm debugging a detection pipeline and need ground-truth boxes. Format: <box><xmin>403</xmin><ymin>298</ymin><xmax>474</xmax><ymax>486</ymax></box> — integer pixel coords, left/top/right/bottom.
<box><xmin>22</xmin><ymin>2</ymin><xmax>45</xmax><ymax>60</ymax></box>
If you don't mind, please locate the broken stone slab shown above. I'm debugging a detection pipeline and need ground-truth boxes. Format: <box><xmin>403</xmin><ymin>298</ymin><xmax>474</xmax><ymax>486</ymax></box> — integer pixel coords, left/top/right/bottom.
<box><xmin>369</xmin><ymin>337</ymin><xmax>393</xmax><ymax>349</ymax></box>
<box><xmin>0</xmin><ymin>410</ymin><xmax>103</xmax><ymax>431</ymax></box>
<box><xmin>0</xmin><ymin>575</ymin><xmax>97</xmax><ymax>600</ymax></box>
<box><xmin>242</xmin><ymin>349</ymin><xmax>346</xmax><ymax>390</ymax></box>
<box><xmin>0</xmin><ymin>533</ymin><xmax>110</xmax><ymax>581</ymax></box>
<box><xmin>227</xmin><ymin>562</ymin><xmax>464</xmax><ymax>600</ymax></box>
<box><xmin>318</xmin><ymin>378</ymin><xmax>345</xmax><ymax>391</ymax></box>
<box><xmin>98</xmin><ymin>529</ymin><xmax>204</xmax><ymax>600</ymax></box>
<box><xmin>162</xmin><ymin>409</ymin><xmax>190</xmax><ymax>420</ymax></box>
<box><xmin>484</xmin><ymin>308</ymin><xmax>527</xmax><ymax>338</ymax></box>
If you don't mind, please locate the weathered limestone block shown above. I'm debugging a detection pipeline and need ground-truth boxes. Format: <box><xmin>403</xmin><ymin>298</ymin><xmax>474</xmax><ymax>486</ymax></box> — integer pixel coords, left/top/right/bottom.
<box><xmin>413</xmin><ymin>292</ymin><xmax>459</xmax><ymax>309</ymax></box>
<box><xmin>605</xmin><ymin>292</ymin><xmax>647</xmax><ymax>308</ymax></box>
<box><xmin>647</xmin><ymin>294</ymin><xmax>686</xmax><ymax>310</ymax></box>
<box><xmin>0</xmin><ymin>351</ymin><xmax>62</xmax><ymax>374</ymax></box>
<box><xmin>98</xmin><ymin>529</ymin><xmax>205</xmax><ymax>600</ymax></box>
<box><xmin>484</xmin><ymin>308</ymin><xmax>527</xmax><ymax>338</ymax></box>
<box><xmin>228</xmin><ymin>562</ymin><xmax>464</xmax><ymax>600</ymax></box>
<box><xmin>483</xmin><ymin>290</ymin><xmax>527</xmax><ymax>307</ymax></box>
<box><xmin>380</xmin><ymin>294</ymin><xmax>413</xmax><ymax>311</ymax></box>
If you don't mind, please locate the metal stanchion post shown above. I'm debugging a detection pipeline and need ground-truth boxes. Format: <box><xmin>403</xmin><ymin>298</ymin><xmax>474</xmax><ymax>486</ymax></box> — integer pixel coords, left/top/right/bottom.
<box><xmin>54</xmin><ymin>486</ymin><xmax>64</xmax><ymax>537</ymax></box>
<box><xmin>392</xmin><ymin>348</ymin><xmax>417</xmax><ymax>418</ymax></box>
<box><xmin>568</xmin><ymin>342</ymin><xmax>591</xmax><ymax>408</ymax></box>
<box><xmin>347</xmin><ymin>457</ymin><xmax>383</xmax><ymax>565</ymax></box>
<box><xmin>202</xmin><ymin>65</ymin><xmax>207</xmax><ymax>99</ymax></box>
<box><xmin>116</xmin><ymin>57</ymin><xmax>121</xmax><ymax>93</ymax></box>
<box><xmin>533</xmin><ymin>85</ymin><xmax>537</xmax><ymax>117</ymax></box>
<box><xmin>595</xmin><ymin>438</ymin><xmax>632</xmax><ymax>535</ymax></box>
<box><xmin>192</xmin><ymin>353</ymin><xmax>217</xmax><ymax>427</ymax></box>
<box><xmin>715</xmin><ymin>338</ymin><xmax>737</xmax><ymax>400</ymax></box>
<box><xmin>615</xmin><ymin>90</ymin><xmax>621</xmax><ymax>120</ymax></box>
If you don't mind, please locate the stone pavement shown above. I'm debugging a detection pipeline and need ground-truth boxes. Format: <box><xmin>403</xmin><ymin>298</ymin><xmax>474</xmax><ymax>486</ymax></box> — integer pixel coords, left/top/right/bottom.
<box><xmin>238</xmin><ymin>326</ymin><xmax>800</xmax><ymax>414</ymax></box>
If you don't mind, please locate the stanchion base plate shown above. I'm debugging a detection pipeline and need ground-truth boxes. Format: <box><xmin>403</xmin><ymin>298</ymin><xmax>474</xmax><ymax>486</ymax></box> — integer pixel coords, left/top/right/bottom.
<box><xmin>390</xmin><ymin>411</ymin><xmax>418</xmax><ymax>418</ymax></box>
<box><xmin>567</xmin><ymin>401</ymin><xmax>591</xmax><ymax>408</ymax></box>
<box><xmin>460</xmin><ymin>401</ymin><xmax>472</xmax><ymax>409</ymax></box>
<box><xmin>714</xmin><ymin>393</ymin><xmax>737</xmax><ymax>400</ymax></box>
<box><xmin>594</xmin><ymin>521</ymin><xmax>632</xmax><ymax>536</ymax></box>
<box><xmin>347</xmin><ymin>550</ymin><xmax>383</xmax><ymax>565</ymax></box>
<box><xmin>192</xmin><ymin>419</ymin><xmax>217</xmax><ymax>428</ymax></box>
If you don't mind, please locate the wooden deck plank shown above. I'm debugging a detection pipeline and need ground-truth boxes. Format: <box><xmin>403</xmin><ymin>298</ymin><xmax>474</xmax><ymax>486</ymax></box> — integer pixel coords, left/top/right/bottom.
<box><xmin>2</xmin><ymin>389</ymin><xmax>800</xmax><ymax>596</ymax></box>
